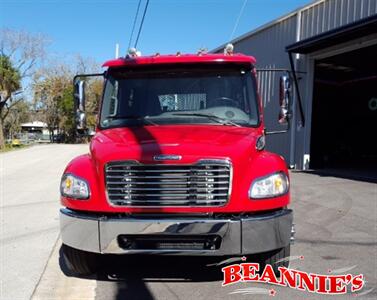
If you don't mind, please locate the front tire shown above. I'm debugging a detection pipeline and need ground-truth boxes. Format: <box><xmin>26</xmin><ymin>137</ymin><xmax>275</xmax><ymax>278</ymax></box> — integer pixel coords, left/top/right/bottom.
<box><xmin>62</xmin><ymin>244</ymin><xmax>98</xmax><ymax>276</ymax></box>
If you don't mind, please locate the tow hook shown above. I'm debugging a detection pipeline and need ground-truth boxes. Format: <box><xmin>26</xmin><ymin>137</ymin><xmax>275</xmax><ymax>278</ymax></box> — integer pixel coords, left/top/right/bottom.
<box><xmin>290</xmin><ymin>223</ymin><xmax>296</xmax><ymax>244</ymax></box>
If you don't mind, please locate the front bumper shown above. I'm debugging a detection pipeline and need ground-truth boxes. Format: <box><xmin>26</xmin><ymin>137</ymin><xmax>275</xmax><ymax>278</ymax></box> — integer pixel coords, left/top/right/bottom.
<box><xmin>60</xmin><ymin>208</ymin><xmax>293</xmax><ymax>255</ymax></box>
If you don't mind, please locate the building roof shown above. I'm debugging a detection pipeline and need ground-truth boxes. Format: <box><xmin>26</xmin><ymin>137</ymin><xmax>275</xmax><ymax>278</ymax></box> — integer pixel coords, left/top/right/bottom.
<box><xmin>212</xmin><ymin>0</ymin><xmax>326</xmax><ymax>53</ymax></box>
<box><xmin>102</xmin><ymin>53</ymin><xmax>256</xmax><ymax>68</ymax></box>
<box><xmin>286</xmin><ymin>14</ymin><xmax>377</xmax><ymax>54</ymax></box>
<box><xmin>21</xmin><ymin>121</ymin><xmax>47</xmax><ymax>128</ymax></box>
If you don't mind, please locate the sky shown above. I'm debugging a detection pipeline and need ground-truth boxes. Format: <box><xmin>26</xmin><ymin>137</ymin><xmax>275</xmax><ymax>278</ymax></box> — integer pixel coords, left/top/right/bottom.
<box><xmin>0</xmin><ymin>0</ymin><xmax>312</xmax><ymax>65</ymax></box>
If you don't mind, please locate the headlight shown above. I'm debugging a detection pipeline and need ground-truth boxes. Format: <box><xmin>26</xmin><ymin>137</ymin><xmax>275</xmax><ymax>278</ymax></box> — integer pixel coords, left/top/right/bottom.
<box><xmin>60</xmin><ymin>174</ymin><xmax>90</xmax><ymax>199</ymax></box>
<box><xmin>249</xmin><ymin>172</ymin><xmax>289</xmax><ymax>199</ymax></box>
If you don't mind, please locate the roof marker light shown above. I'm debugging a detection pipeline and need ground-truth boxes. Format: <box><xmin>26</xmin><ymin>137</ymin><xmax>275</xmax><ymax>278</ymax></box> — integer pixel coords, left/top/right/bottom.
<box><xmin>197</xmin><ymin>48</ymin><xmax>208</xmax><ymax>56</ymax></box>
<box><xmin>128</xmin><ymin>47</ymin><xmax>141</xmax><ymax>57</ymax></box>
<box><xmin>224</xmin><ymin>43</ymin><xmax>234</xmax><ymax>56</ymax></box>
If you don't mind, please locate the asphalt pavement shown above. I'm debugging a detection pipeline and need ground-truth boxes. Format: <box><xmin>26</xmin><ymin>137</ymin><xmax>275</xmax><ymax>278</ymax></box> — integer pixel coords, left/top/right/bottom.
<box><xmin>1</xmin><ymin>144</ymin><xmax>376</xmax><ymax>300</ymax></box>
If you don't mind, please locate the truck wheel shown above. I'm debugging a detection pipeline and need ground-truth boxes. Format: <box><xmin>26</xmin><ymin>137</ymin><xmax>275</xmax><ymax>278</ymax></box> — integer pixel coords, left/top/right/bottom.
<box><xmin>257</xmin><ymin>244</ymin><xmax>290</xmax><ymax>276</ymax></box>
<box><xmin>61</xmin><ymin>244</ymin><xmax>98</xmax><ymax>276</ymax></box>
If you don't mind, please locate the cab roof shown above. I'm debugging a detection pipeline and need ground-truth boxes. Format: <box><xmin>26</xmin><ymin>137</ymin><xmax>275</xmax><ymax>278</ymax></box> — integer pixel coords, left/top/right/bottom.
<box><xmin>102</xmin><ymin>53</ymin><xmax>256</xmax><ymax>68</ymax></box>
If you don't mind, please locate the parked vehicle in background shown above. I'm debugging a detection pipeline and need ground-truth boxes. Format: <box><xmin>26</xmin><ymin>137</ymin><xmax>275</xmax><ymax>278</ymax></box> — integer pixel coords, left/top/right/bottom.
<box><xmin>52</xmin><ymin>134</ymin><xmax>65</xmax><ymax>143</ymax></box>
<box><xmin>11</xmin><ymin>139</ymin><xmax>21</xmax><ymax>147</ymax></box>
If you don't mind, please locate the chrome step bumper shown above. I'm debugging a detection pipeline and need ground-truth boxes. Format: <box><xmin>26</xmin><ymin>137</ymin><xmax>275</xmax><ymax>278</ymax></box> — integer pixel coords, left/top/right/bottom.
<box><xmin>60</xmin><ymin>208</ymin><xmax>293</xmax><ymax>255</ymax></box>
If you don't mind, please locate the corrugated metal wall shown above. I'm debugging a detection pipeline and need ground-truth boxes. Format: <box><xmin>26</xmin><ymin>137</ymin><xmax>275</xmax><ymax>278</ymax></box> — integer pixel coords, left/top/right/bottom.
<box><xmin>232</xmin><ymin>15</ymin><xmax>298</xmax><ymax>163</ymax></box>
<box><xmin>226</xmin><ymin>0</ymin><xmax>377</xmax><ymax>168</ymax></box>
<box><xmin>300</xmin><ymin>0</ymin><xmax>377</xmax><ymax>40</ymax></box>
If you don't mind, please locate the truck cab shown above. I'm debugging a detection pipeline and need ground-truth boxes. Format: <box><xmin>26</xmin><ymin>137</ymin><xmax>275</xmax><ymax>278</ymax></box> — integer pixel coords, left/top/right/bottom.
<box><xmin>60</xmin><ymin>49</ymin><xmax>293</xmax><ymax>275</ymax></box>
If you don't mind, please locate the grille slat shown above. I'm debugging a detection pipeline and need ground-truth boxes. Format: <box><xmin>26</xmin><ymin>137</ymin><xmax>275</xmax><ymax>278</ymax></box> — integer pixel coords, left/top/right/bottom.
<box><xmin>106</xmin><ymin>181</ymin><xmax>230</xmax><ymax>185</ymax></box>
<box><xmin>110</xmin><ymin>199</ymin><xmax>228</xmax><ymax>204</ymax></box>
<box><xmin>105</xmin><ymin>175</ymin><xmax>228</xmax><ymax>179</ymax></box>
<box><xmin>107</xmin><ymin>169</ymin><xmax>229</xmax><ymax>173</ymax></box>
<box><xmin>107</xmin><ymin>187</ymin><xmax>229</xmax><ymax>191</ymax></box>
<box><xmin>105</xmin><ymin>160</ymin><xmax>231</xmax><ymax>207</ymax></box>
<box><xmin>108</xmin><ymin>193</ymin><xmax>229</xmax><ymax>197</ymax></box>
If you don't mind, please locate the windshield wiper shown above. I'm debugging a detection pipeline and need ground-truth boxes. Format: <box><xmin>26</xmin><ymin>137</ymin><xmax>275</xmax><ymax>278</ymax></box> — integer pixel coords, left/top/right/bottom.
<box><xmin>106</xmin><ymin>115</ymin><xmax>156</xmax><ymax>125</ymax></box>
<box><xmin>172</xmin><ymin>113</ymin><xmax>241</xmax><ymax>127</ymax></box>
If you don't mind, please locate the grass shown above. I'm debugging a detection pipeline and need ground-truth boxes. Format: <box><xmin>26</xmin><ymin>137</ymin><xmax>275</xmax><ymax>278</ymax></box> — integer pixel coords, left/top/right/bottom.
<box><xmin>0</xmin><ymin>144</ymin><xmax>30</xmax><ymax>153</ymax></box>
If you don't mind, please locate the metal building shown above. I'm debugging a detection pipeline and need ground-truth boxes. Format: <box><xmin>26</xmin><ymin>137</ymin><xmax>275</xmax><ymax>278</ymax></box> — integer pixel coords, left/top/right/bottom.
<box><xmin>214</xmin><ymin>0</ymin><xmax>377</xmax><ymax>170</ymax></box>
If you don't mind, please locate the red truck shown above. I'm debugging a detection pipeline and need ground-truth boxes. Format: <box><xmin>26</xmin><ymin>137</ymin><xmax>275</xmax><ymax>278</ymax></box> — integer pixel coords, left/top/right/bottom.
<box><xmin>60</xmin><ymin>46</ymin><xmax>294</xmax><ymax>275</ymax></box>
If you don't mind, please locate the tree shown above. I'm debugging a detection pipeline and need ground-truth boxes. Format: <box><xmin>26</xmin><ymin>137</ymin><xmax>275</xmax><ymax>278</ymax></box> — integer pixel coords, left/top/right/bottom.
<box><xmin>58</xmin><ymin>85</ymin><xmax>75</xmax><ymax>140</ymax></box>
<box><xmin>0</xmin><ymin>28</ymin><xmax>48</xmax><ymax>149</ymax></box>
<box><xmin>33</xmin><ymin>57</ymin><xmax>102</xmax><ymax>142</ymax></box>
<box><xmin>3</xmin><ymin>100</ymin><xmax>30</xmax><ymax>139</ymax></box>
<box><xmin>84</xmin><ymin>78</ymin><xmax>103</xmax><ymax>130</ymax></box>
<box><xmin>0</xmin><ymin>55</ymin><xmax>22</xmax><ymax>143</ymax></box>
<box><xmin>74</xmin><ymin>54</ymin><xmax>103</xmax><ymax>131</ymax></box>
<box><xmin>33</xmin><ymin>63</ymin><xmax>72</xmax><ymax>140</ymax></box>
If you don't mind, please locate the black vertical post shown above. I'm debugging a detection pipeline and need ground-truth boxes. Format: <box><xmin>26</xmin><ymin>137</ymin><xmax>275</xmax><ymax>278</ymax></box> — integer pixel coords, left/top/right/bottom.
<box><xmin>288</xmin><ymin>51</ymin><xmax>305</xmax><ymax>127</ymax></box>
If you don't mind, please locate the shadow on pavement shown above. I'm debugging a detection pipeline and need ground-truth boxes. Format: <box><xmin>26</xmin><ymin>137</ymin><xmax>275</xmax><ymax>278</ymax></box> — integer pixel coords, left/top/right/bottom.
<box><xmin>59</xmin><ymin>247</ymin><xmax>224</xmax><ymax>300</ymax></box>
<box><xmin>98</xmin><ymin>254</ymin><xmax>223</xmax><ymax>282</ymax></box>
<box><xmin>101</xmin><ymin>255</ymin><xmax>224</xmax><ymax>300</ymax></box>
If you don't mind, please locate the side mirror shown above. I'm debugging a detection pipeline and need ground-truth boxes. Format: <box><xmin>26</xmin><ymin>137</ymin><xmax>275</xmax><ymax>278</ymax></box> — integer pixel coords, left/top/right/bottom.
<box><xmin>74</xmin><ymin>80</ymin><xmax>86</xmax><ymax>130</ymax></box>
<box><xmin>278</xmin><ymin>75</ymin><xmax>291</xmax><ymax>124</ymax></box>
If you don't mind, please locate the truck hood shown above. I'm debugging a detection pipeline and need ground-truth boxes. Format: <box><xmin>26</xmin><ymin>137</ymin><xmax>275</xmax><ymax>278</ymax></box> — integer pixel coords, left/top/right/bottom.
<box><xmin>90</xmin><ymin>125</ymin><xmax>262</xmax><ymax>164</ymax></box>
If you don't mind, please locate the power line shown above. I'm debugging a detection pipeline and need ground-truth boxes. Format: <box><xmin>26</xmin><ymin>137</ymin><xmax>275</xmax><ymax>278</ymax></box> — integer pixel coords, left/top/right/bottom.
<box><xmin>229</xmin><ymin>0</ymin><xmax>248</xmax><ymax>41</ymax></box>
<box><xmin>128</xmin><ymin>0</ymin><xmax>142</xmax><ymax>50</ymax></box>
<box><xmin>134</xmin><ymin>0</ymin><xmax>150</xmax><ymax>48</ymax></box>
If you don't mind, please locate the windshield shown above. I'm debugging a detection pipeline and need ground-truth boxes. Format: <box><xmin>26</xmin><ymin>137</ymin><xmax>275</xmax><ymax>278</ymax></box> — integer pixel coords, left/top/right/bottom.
<box><xmin>100</xmin><ymin>65</ymin><xmax>259</xmax><ymax>128</ymax></box>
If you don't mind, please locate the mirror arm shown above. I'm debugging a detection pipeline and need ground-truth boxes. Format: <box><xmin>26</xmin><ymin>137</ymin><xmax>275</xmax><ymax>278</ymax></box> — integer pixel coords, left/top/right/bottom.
<box><xmin>265</xmin><ymin>130</ymin><xmax>288</xmax><ymax>135</ymax></box>
<box><xmin>73</xmin><ymin>72</ymin><xmax>105</xmax><ymax>84</ymax></box>
<box><xmin>265</xmin><ymin>119</ymin><xmax>291</xmax><ymax>135</ymax></box>
<box><xmin>288</xmin><ymin>51</ymin><xmax>305</xmax><ymax>127</ymax></box>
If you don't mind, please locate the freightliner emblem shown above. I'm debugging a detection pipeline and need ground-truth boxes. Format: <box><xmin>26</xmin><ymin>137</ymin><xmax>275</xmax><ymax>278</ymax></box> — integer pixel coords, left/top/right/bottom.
<box><xmin>153</xmin><ymin>154</ymin><xmax>182</xmax><ymax>161</ymax></box>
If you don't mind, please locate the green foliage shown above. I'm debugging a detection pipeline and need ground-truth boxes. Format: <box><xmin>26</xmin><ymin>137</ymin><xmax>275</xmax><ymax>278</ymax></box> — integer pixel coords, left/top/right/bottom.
<box><xmin>0</xmin><ymin>54</ymin><xmax>21</xmax><ymax>97</ymax></box>
<box><xmin>32</xmin><ymin>57</ymin><xmax>102</xmax><ymax>143</ymax></box>
<box><xmin>0</xmin><ymin>54</ymin><xmax>23</xmax><ymax>149</ymax></box>
<box><xmin>60</xmin><ymin>85</ymin><xmax>74</xmax><ymax>114</ymax></box>
<box><xmin>33</xmin><ymin>72</ymin><xmax>73</xmax><ymax>140</ymax></box>
<box><xmin>0</xmin><ymin>28</ymin><xmax>48</xmax><ymax>149</ymax></box>
<box><xmin>85</xmin><ymin>78</ymin><xmax>103</xmax><ymax>129</ymax></box>
<box><xmin>0</xmin><ymin>143</ymin><xmax>29</xmax><ymax>153</ymax></box>
<box><xmin>3</xmin><ymin>100</ymin><xmax>30</xmax><ymax>138</ymax></box>
<box><xmin>59</xmin><ymin>85</ymin><xmax>76</xmax><ymax>141</ymax></box>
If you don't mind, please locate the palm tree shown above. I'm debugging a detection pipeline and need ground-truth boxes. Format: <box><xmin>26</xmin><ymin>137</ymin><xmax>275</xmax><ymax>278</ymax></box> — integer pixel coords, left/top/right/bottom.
<box><xmin>0</xmin><ymin>54</ymin><xmax>21</xmax><ymax>149</ymax></box>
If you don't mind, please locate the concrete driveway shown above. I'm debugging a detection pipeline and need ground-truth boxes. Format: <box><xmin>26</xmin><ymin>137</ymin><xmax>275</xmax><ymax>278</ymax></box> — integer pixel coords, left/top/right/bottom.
<box><xmin>0</xmin><ymin>144</ymin><xmax>88</xmax><ymax>300</ymax></box>
<box><xmin>1</xmin><ymin>144</ymin><xmax>376</xmax><ymax>299</ymax></box>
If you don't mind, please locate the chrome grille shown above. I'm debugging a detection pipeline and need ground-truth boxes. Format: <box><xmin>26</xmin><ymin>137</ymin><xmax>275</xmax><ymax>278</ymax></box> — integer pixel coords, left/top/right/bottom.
<box><xmin>105</xmin><ymin>160</ymin><xmax>231</xmax><ymax>207</ymax></box>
